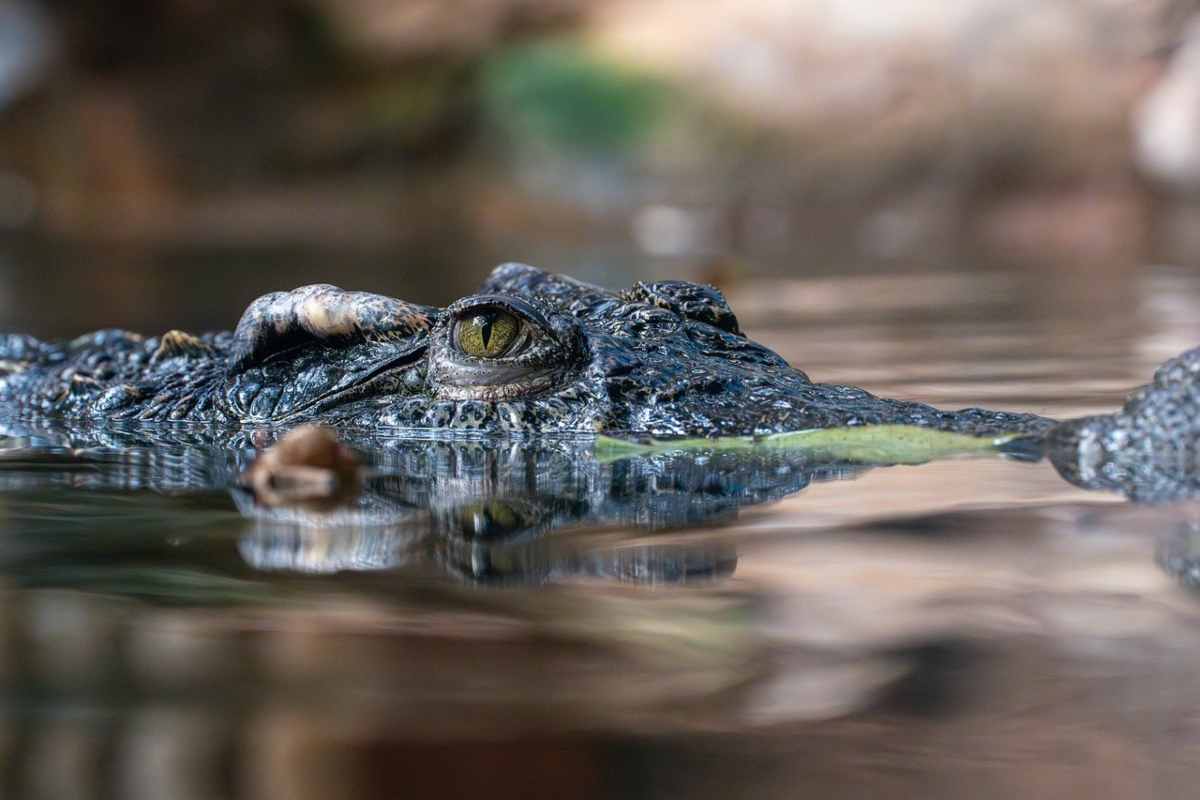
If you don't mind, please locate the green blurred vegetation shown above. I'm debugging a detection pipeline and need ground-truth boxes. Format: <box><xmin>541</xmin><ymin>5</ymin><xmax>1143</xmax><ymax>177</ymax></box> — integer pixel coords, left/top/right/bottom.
<box><xmin>482</xmin><ymin>42</ymin><xmax>672</xmax><ymax>155</ymax></box>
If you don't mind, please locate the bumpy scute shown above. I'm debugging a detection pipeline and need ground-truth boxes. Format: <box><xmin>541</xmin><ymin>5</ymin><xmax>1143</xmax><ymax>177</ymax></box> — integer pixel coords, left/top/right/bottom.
<box><xmin>1048</xmin><ymin>346</ymin><xmax>1200</xmax><ymax>501</ymax></box>
<box><xmin>0</xmin><ymin>263</ymin><xmax>1150</xmax><ymax>447</ymax></box>
<box><xmin>229</xmin><ymin>284</ymin><xmax>437</xmax><ymax>371</ymax></box>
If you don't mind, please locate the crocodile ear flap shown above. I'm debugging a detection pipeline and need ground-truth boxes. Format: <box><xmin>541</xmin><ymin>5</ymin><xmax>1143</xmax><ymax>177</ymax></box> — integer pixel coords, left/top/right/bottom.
<box><xmin>620</xmin><ymin>281</ymin><xmax>743</xmax><ymax>336</ymax></box>
<box><xmin>229</xmin><ymin>284</ymin><xmax>437</xmax><ymax>372</ymax></box>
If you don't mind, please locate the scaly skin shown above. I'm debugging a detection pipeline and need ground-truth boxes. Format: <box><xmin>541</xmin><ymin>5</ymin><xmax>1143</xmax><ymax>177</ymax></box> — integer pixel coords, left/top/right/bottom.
<box><xmin>1046</xmin><ymin>348</ymin><xmax>1200</xmax><ymax>502</ymax></box>
<box><xmin>0</xmin><ymin>263</ymin><xmax>1052</xmax><ymax>438</ymax></box>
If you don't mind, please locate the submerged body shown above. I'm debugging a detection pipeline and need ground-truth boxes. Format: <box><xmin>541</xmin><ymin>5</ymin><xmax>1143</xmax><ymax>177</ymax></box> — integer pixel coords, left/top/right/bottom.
<box><xmin>0</xmin><ymin>263</ymin><xmax>1051</xmax><ymax>438</ymax></box>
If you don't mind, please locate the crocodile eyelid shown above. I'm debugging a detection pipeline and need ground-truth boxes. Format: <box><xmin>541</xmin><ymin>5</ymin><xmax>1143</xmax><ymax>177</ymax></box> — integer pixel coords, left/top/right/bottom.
<box><xmin>229</xmin><ymin>284</ymin><xmax>438</xmax><ymax>372</ymax></box>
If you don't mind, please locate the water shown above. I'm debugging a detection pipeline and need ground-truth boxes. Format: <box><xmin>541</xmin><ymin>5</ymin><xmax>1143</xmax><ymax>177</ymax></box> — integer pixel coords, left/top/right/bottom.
<box><xmin>0</xmin><ymin>261</ymin><xmax>1199</xmax><ymax>798</ymax></box>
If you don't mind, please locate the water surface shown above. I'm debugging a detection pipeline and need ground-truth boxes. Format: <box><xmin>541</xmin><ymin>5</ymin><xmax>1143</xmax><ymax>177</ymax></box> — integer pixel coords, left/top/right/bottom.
<box><xmin>1</xmin><ymin>263</ymin><xmax>1199</xmax><ymax>799</ymax></box>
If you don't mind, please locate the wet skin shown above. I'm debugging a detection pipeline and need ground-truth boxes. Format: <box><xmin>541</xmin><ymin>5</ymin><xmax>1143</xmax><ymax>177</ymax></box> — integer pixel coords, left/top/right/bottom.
<box><xmin>0</xmin><ymin>263</ymin><xmax>1050</xmax><ymax>437</ymax></box>
<box><xmin>0</xmin><ymin>262</ymin><xmax>1196</xmax><ymax>499</ymax></box>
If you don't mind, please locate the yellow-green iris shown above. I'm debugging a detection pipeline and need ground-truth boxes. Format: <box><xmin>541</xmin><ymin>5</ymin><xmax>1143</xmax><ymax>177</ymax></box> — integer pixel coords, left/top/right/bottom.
<box><xmin>457</xmin><ymin>310</ymin><xmax>519</xmax><ymax>358</ymax></box>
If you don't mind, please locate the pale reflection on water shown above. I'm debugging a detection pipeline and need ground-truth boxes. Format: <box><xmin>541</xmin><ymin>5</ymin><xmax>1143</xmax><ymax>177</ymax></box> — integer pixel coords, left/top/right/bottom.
<box><xmin>0</xmin><ymin>262</ymin><xmax>1199</xmax><ymax>798</ymax></box>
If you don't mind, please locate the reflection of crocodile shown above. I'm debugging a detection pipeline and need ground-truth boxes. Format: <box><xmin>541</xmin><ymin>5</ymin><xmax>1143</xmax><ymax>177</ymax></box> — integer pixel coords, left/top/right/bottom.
<box><xmin>0</xmin><ymin>423</ymin><xmax>867</xmax><ymax>584</ymax></box>
<box><xmin>0</xmin><ymin>263</ymin><xmax>1196</xmax><ymax>500</ymax></box>
<box><xmin>238</xmin><ymin>437</ymin><xmax>871</xmax><ymax>582</ymax></box>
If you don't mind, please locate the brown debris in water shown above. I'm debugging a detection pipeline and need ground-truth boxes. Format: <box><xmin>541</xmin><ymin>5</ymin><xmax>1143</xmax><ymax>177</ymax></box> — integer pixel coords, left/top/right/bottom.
<box><xmin>241</xmin><ymin>425</ymin><xmax>363</xmax><ymax>511</ymax></box>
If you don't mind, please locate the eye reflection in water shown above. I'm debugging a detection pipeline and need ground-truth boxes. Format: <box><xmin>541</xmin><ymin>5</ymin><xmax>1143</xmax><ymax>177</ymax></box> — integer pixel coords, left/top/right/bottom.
<box><xmin>232</xmin><ymin>434</ymin><xmax>836</xmax><ymax>583</ymax></box>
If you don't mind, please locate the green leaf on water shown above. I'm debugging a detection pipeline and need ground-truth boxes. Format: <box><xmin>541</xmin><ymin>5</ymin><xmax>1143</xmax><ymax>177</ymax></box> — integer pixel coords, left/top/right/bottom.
<box><xmin>595</xmin><ymin>425</ymin><xmax>1025</xmax><ymax>465</ymax></box>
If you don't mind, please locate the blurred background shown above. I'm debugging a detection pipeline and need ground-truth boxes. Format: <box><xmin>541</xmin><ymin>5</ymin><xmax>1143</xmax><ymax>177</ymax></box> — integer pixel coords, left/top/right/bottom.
<box><xmin>1</xmin><ymin>0</ymin><xmax>1199</xmax><ymax>336</ymax></box>
<box><xmin>9</xmin><ymin>5</ymin><xmax>1200</xmax><ymax>798</ymax></box>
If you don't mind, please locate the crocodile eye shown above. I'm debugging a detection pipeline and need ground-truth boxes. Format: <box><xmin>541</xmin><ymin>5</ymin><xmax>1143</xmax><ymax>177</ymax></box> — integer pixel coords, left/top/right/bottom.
<box><xmin>433</xmin><ymin>293</ymin><xmax>580</xmax><ymax>401</ymax></box>
<box><xmin>456</xmin><ymin>309</ymin><xmax>519</xmax><ymax>358</ymax></box>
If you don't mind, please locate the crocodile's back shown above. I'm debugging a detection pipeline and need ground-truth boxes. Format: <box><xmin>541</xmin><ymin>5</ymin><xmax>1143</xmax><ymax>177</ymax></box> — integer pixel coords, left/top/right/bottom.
<box><xmin>0</xmin><ymin>329</ymin><xmax>231</xmax><ymax>422</ymax></box>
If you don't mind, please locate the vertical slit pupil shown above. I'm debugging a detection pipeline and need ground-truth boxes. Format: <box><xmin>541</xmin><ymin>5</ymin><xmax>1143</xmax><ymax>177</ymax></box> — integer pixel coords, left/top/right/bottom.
<box><xmin>472</xmin><ymin>313</ymin><xmax>494</xmax><ymax>349</ymax></box>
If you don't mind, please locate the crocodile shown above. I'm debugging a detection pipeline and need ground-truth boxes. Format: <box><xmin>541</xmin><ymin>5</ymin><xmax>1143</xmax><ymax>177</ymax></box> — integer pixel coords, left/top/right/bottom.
<box><xmin>0</xmin><ymin>262</ymin><xmax>1054</xmax><ymax>435</ymax></box>
<box><xmin>0</xmin><ymin>262</ymin><xmax>1193</xmax><ymax>499</ymax></box>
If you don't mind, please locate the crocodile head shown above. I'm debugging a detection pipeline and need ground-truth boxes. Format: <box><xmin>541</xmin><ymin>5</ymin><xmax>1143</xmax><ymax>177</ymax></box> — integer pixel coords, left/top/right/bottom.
<box><xmin>222</xmin><ymin>263</ymin><xmax>812</xmax><ymax>435</ymax></box>
<box><xmin>2</xmin><ymin>263</ymin><xmax>1053</xmax><ymax>438</ymax></box>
